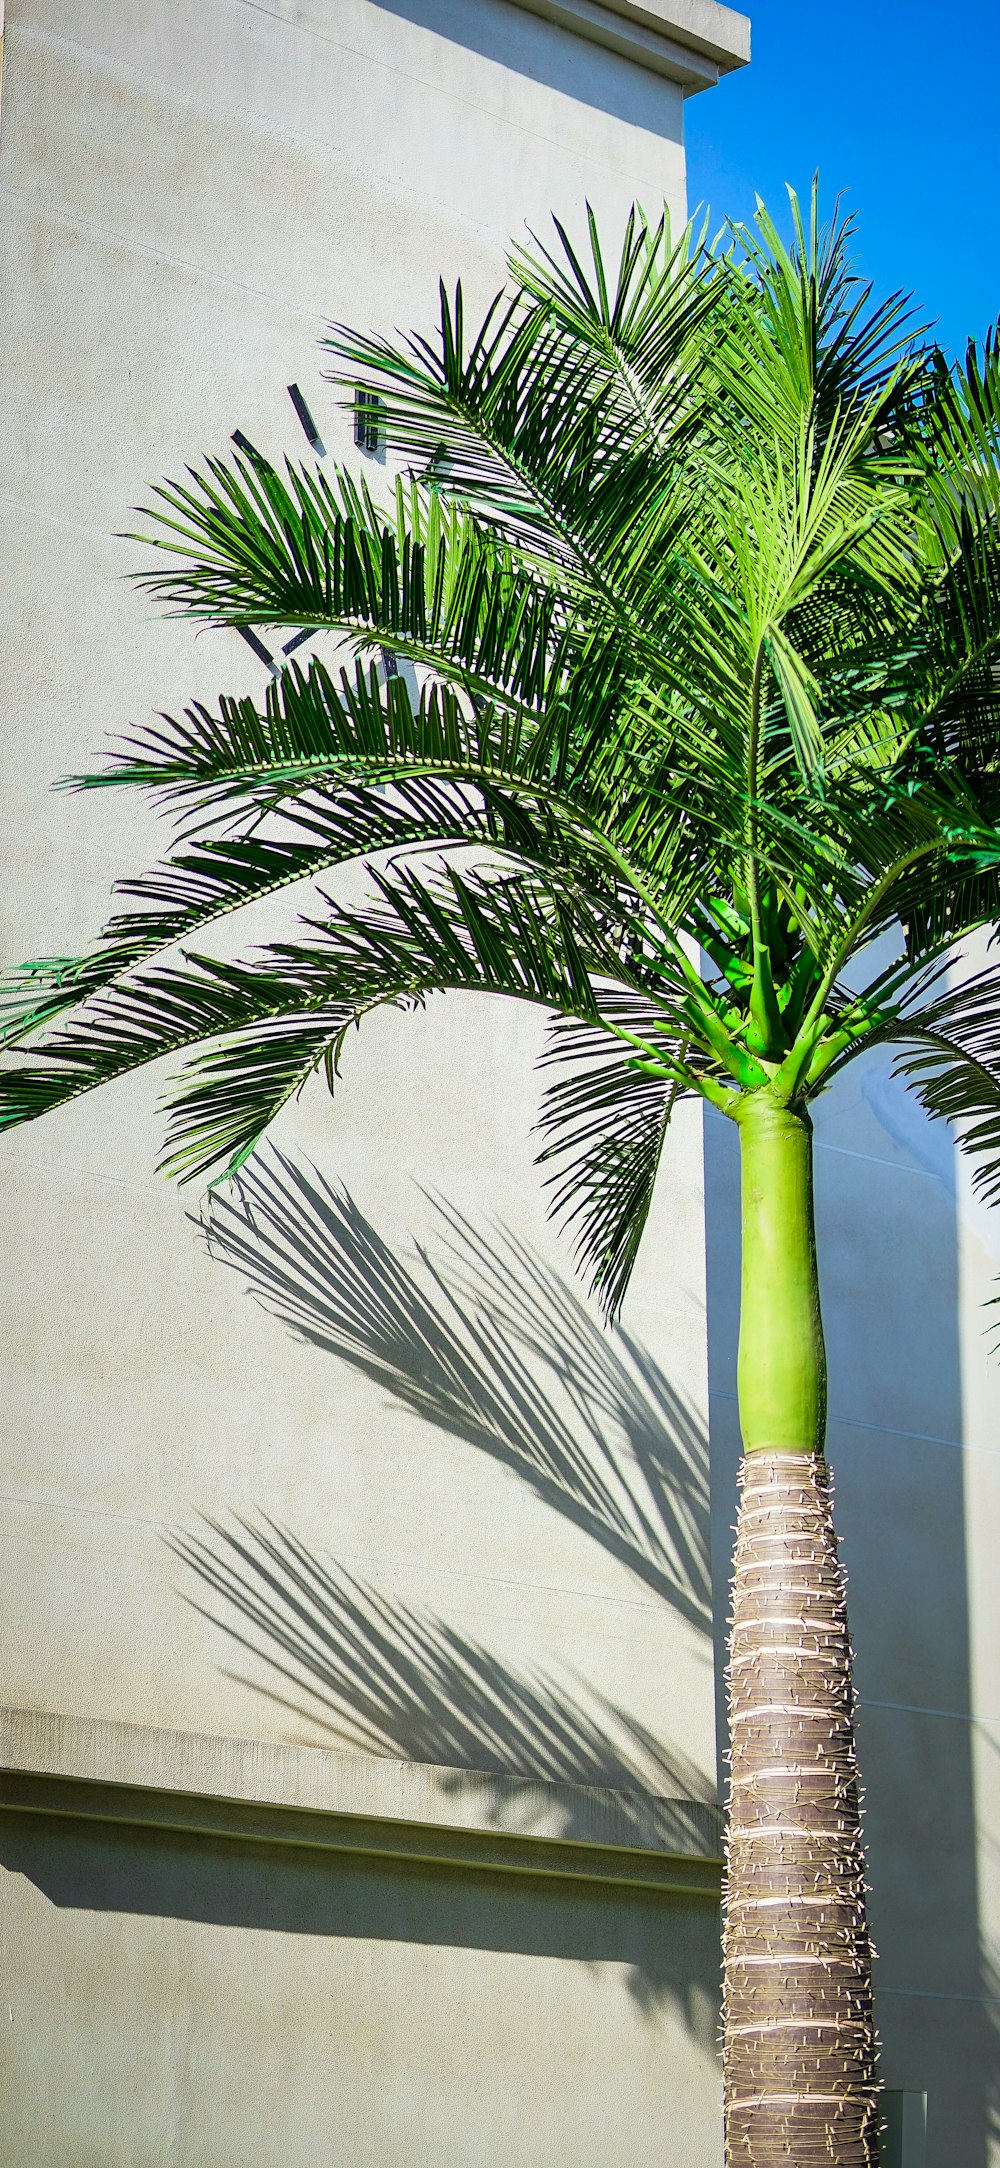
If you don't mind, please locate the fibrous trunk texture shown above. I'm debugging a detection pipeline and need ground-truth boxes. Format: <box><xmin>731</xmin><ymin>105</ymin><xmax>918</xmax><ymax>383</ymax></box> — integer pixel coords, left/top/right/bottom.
<box><xmin>723</xmin><ymin>1450</ymin><xmax>880</xmax><ymax>2167</ymax></box>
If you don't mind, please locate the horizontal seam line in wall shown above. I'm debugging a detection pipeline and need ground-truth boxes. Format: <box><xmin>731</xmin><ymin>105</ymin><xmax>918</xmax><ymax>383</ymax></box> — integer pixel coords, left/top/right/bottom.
<box><xmin>0</xmin><ymin>1140</ymin><xmax>182</xmax><ymax>1197</ymax></box>
<box><xmin>9</xmin><ymin>11</ymin><xmax>665</xmax><ymax>230</ymax></box>
<box><xmin>705</xmin><ymin>1104</ymin><xmax>948</xmax><ymax>1182</ymax></box>
<box><xmin>0</xmin><ymin>178</ymin><xmax>322</xmax><ymax>321</ymax></box>
<box><xmin>0</xmin><ymin>486</ymin><xmax>111</xmax><ymax>544</ymax></box>
<box><xmin>708</xmin><ymin>1390</ymin><xmax>990</xmax><ymax>1456</ymax></box>
<box><xmin>0</xmin><ymin>1493</ymin><xmax>165</xmax><ymax>1532</ymax></box>
<box><xmin>0</xmin><ymin>1141</ymin><xmax>707</xmax><ymax>1320</ymax></box>
<box><xmin>0</xmin><ymin>1494</ymin><xmax>712</xmax><ymax>1623</ymax></box>
<box><xmin>814</xmin><ymin>1139</ymin><xmax>947</xmax><ymax>1181</ymax></box>
<box><xmin>859</xmin><ymin>1696</ymin><xmax>1000</xmax><ymax>1729</ymax></box>
<box><xmin>234</xmin><ymin>0</ymin><xmax>677</xmax><ymax>165</ymax></box>
<box><xmin>878</xmin><ymin>1984</ymin><xmax>1000</xmax><ymax>2007</ymax></box>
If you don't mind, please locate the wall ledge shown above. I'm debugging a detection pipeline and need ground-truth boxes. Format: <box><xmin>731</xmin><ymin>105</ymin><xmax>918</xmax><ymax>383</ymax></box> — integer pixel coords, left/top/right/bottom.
<box><xmin>508</xmin><ymin>0</ymin><xmax>750</xmax><ymax>89</ymax></box>
<box><xmin>0</xmin><ymin>1706</ymin><xmax>723</xmax><ymax>1894</ymax></box>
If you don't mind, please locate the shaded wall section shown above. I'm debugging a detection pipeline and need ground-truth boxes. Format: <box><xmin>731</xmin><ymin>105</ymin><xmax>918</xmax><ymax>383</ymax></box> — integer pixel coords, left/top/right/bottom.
<box><xmin>1</xmin><ymin>1708</ymin><xmax>726</xmax><ymax>2165</ymax></box>
<box><xmin>2</xmin><ymin>1812</ymin><xmax>722</xmax><ymax>2168</ymax></box>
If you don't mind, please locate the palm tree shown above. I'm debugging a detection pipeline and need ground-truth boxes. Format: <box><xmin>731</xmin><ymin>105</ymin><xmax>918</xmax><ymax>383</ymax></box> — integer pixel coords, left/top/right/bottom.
<box><xmin>3</xmin><ymin>190</ymin><xmax>1000</xmax><ymax>2163</ymax></box>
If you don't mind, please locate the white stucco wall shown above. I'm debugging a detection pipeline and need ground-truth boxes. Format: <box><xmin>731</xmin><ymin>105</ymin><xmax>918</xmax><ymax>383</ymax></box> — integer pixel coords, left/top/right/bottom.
<box><xmin>0</xmin><ymin>0</ymin><xmax>722</xmax><ymax>1795</ymax></box>
<box><xmin>0</xmin><ymin>1</ymin><xmax>747</xmax><ymax>2160</ymax></box>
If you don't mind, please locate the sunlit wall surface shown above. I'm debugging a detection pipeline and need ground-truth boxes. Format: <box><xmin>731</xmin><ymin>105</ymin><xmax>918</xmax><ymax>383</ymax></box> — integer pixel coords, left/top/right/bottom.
<box><xmin>0</xmin><ymin>2</ymin><xmax>749</xmax><ymax>2161</ymax></box>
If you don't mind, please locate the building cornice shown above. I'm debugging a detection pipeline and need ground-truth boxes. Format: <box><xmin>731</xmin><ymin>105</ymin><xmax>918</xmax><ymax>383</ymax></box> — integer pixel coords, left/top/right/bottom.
<box><xmin>509</xmin><ymin>0</ymin><xmax>750</xmax><ymax>91</ymax></box>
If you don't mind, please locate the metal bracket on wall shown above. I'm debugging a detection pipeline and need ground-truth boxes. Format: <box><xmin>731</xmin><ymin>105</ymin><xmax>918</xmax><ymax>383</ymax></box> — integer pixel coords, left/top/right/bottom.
<box><xmin>881</xmin><ymin>2092</ymin><xmax>928</xmax><ymax>2168</ymax></box>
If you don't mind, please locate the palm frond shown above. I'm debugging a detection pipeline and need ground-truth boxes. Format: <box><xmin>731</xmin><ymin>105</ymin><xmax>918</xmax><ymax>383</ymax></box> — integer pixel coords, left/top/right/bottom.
<box><xmin>720</xmin><ymin>187</ymin><xmax>922</xmax><ymax>445</ymax></box>
<box><xmin>322</xmin><ymin>262</ymin><xmax>706</xmax><ymax>624</ymax></box>
<box><xmin>509</xmin><ymin>203</ymin><xmax>720</xmax><ymax>457</ymax></box>
<box><xmin>0</xmin><ymin>860</ymin><xmax>671</xmax><ymax>1185</ymax></box>
<box><xmin>134</xmin><ymin>456</ymin><xmax>605</xmax><ymax>688</ymax></box>
<box><xmin>0</xmin><ymin>947</ymin><xmax>346</xmax><ymax>1165</ymax></box>
<box><xmin>0</xmin><ymin>774</ymin><xmax>566</xmax><ymax>1049</ymax></box>
<box><xmin>162</xmin><ymin>860</ymin><xmax>667</xmax><ymax>1180</ymax></box>
<box><xmin>63</xmin><ymin>652</ymin><xmax>620</xmax><ymax>827</ymax></box>
<box><xmin>535</xmin><ymin>990</ymin><xmax>693</xmax><ymax>1317</ymax></box>
<box><xmin>884</xmin><ymin>964</ymin><xmax>1000</xmax><ymax>1204</ymax></box>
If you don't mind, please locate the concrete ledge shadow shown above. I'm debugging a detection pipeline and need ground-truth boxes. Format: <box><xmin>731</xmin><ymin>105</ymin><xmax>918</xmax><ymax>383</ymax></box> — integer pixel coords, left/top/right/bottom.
<box><xmin>0</xmin><ymin>1709</ymin><xmax>722</xmax><ymax>2030</ymax></box>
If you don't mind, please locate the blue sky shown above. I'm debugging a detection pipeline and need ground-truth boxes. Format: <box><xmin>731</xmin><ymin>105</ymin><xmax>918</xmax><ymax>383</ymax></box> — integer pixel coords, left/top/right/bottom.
<box><xmin>685</xmin><ymin>0</ymin><xmax>999</xmax><ymax>361</ymax></box>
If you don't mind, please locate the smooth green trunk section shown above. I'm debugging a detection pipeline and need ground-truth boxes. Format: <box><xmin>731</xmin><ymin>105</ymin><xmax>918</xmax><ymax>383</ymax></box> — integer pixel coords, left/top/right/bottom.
<box><xmin>735</xmin><ymin>1092</ymin><xmax>827</xmax><ymax>1456</ymax></box>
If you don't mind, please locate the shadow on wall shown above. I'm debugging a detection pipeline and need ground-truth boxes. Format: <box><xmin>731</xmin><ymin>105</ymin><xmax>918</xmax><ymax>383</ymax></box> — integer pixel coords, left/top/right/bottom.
<box><xmin>2</xmin><ymin>1138</ymin><xmax>723</xmax><ymax>2033</ymax></box>
<box><xmin>0</xmin><ymin>1806</ymin><xmax>721</xmax><ymax>2042</ymax></box>
<box><xmin>197</xmin><ymin>1149</ymin><xmax>712</xmax><ymax>1636</ymax></box>
<box><xmin>170</xmin><ymin>1514</ymin><xmax>717</xmax><ymax>1827</ymax></box>
<box><xmin>3</xmin><ymin>1510</ymin><xmax>722</xmax><ymax>2028</ymax></box>
<box><xmin>1</xmin><ymin>1153</ymin><xmax>723</xmax><ymax>2043</ymax></box>
<box><xmin>374</xmin><ymin>0</ymin><xmax>683</xmax><ymax>134</ymax></box>
<box><xmin>134</xmin><ymin>1149</ymin><xmax>720</xmax><ymax>2027</ymax></box>
<box><xmin>979</xmin><ymin>1942</ymin><xmax>1000</xmax><ymax>2164</ymax></box>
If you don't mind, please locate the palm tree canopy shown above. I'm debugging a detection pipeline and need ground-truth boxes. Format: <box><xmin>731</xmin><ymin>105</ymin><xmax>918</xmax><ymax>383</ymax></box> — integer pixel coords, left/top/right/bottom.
<box><xmin>4</xmin><ymin>189</ymin><xmax>1000</xmax><ymax>1313</ymax></box>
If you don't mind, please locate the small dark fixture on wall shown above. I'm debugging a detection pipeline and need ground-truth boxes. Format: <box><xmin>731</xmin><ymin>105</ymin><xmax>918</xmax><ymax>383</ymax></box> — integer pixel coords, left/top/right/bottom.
<box><xmin>287</xmin><ymin>382</ymin><xmax>326</xmax><ymax>456</ymax></box>
<box><xmin>355</xmin><ymin>388</ymin><xmax>383</xmax><ymax>454</ymax></box>
<box><xmin>881</xmin><ymin>2093</ymin><xmax>927</xmax><ymax>2168</ymax></box>
<box><xmin>236</xmin><ymin>626</ymin><xmax>279</xmax><ymax>675</ymax></box>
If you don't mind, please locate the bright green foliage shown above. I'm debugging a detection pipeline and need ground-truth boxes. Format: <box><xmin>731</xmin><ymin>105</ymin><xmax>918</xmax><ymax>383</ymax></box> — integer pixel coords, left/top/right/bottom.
<box><xmin>4</xmin><ymin>191</ymin><xmax>1000</xmax><ymax>1315</ymax></box>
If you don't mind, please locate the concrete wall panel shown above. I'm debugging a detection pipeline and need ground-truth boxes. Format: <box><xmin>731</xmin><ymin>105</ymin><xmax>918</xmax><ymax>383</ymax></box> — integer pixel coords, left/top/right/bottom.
<box><xmin>0</xmin><ymin>0</ymin><xmax>735</xmax><ymax>2157</ymax></box>
<box><xmin>2</xmin><ymin>1810</ymin><xmax>723</xmax><ymax>2168</ymax></box>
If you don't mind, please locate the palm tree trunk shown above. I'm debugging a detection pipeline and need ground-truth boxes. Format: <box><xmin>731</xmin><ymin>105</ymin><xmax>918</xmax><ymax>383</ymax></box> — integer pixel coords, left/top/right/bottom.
<box><xmin>723</xmin><ymin>1093</ymin><xmax>880</xmax><ymax>2166</ymax></box>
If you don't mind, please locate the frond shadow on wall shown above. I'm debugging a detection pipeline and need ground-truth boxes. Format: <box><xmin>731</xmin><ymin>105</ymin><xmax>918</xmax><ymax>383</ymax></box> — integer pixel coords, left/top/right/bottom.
<box><xmin>197</xmin><ymin>1149</ymin><xmax>711</xmax><ymax>1635</ymax></box>
<box><xmin>171</xmin><ymin>1512</ymin><xmax>715</xmax><ymax>1821</ymax></box>
<box><xmin>169</xmin><ymin>1511</ymin><xmax>720</xmax><ymax>2029</ymax></box>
